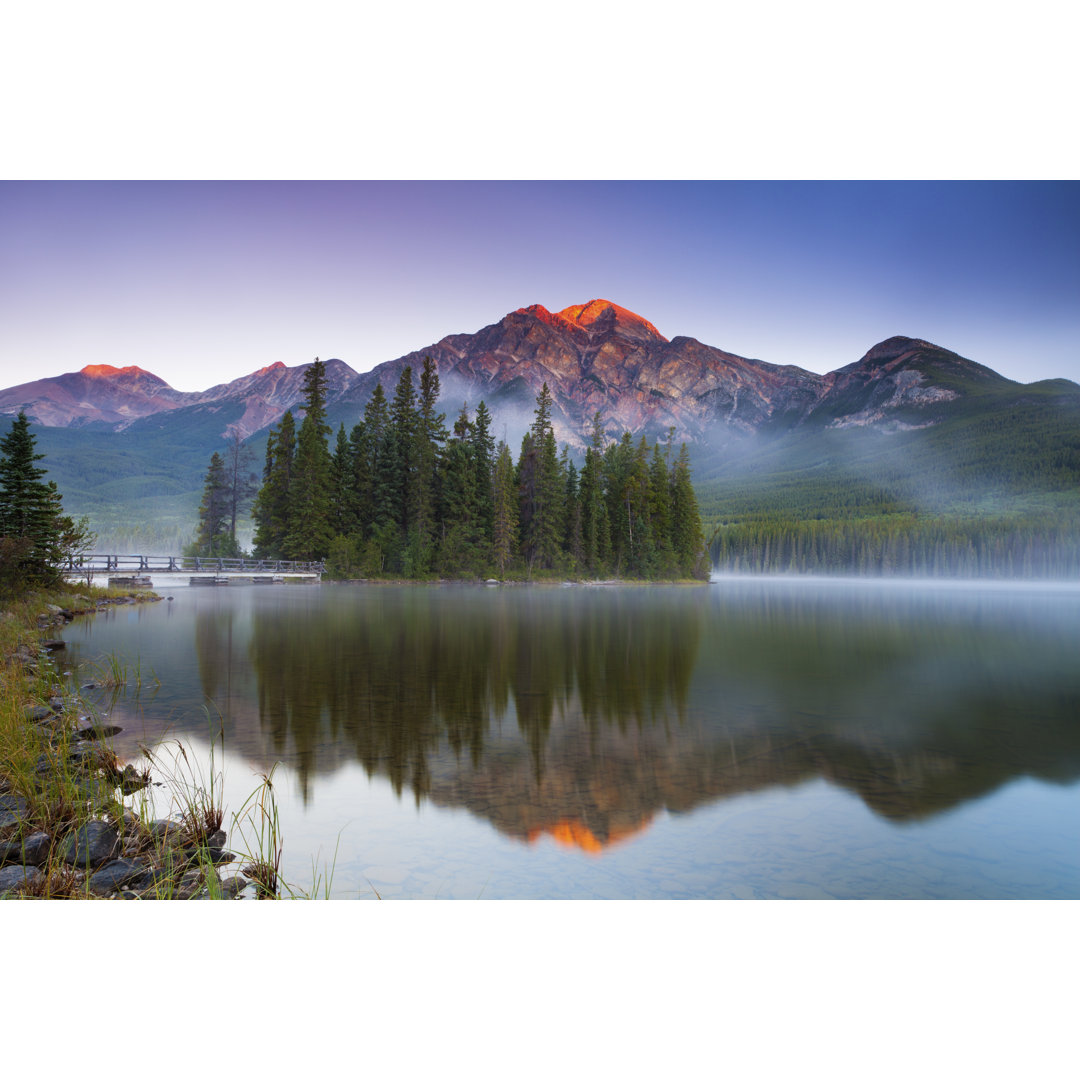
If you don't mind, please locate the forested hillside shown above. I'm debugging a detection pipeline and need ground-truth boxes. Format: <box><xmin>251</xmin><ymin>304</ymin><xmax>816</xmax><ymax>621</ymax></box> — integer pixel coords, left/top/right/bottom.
<box><xmin>699</xmin><ymin>379</ymin><xmax>1080</xmax><ymax>577</ymax></box>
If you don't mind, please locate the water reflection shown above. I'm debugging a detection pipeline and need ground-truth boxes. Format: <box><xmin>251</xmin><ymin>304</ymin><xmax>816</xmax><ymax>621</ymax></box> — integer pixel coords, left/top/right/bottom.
<box><xmin>73</xmin><ymin>583</ymin><xmax>1080</xmax><ymax>855</ymax></box>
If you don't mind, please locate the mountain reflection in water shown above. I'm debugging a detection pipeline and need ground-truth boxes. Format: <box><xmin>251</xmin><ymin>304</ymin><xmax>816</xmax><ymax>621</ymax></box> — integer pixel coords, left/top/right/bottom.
<box><xmin>108</xmin><ymin>582</ymin><xmax>1080</xmax><ymax>854</ymax></box>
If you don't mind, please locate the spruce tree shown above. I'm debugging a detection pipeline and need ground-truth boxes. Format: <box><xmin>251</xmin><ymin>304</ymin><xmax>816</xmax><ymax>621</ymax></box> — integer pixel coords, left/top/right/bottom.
<box><xmin>195</xmin><ymin>451</ymin><xmax>236</xmax><ymax>556</ymax></box>
<box><xmin>415</xmin><ymin>355</ymin><xmax>447</xmax><ymax>566</ymax></box>
<box><xmin>285</xmin><ymin>359</ymin><xmax>335</xmax><ymax>560</ymax></box>
<box><xmin>491</xmin><ymin>440</ymin><xmax>519</xmax><ymax>577</ymax></box>
<box><xmin>519</xmin><ymin>383</ymin><xmax>563</xmax><ymax>570</ymax></box>
<box><xmin>470</xmin><ymin>401</ymin><xmax>495</xmax><ymax>544</ymax></box>
<box><xmin>389</xmin><ymin>365</ymin><xmax>420</xmax><ymax>539</ymax></box>
<box><xmin>252</xmin><ymin>410</ymin><xmax>296</xmax><ymax>558</ymax></box>
<box><xmin>670</xmin><ymin>442</ymin><xmax>709</xmax><ymax>579</ymax></box>
<box><xmin>0</xmin><ymin>411</ymin><xmax>71</xmax><ymax>587</ymax></box>
<box><xmin>364</xmin><ymin>382</ymin><xmax>395</xmax><ymax>531</ymax></box>
<box><xmin>224</xmin><ymin>431</ymin><xmax>257</xmax><ymax>553</ymax></box>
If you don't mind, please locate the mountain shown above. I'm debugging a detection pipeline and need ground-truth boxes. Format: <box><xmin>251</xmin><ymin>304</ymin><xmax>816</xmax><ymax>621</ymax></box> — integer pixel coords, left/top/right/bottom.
<box><xmin>6</xmin><ymin>300</ymin><xmax>1075</xmax><ymax>447</ymax></box>
<box><xmin>0</xmin><ymin>365</ymin><xmax>190</xmax><ymax>429</ymax></box>
<box><xmin>0</xmin><ymin>358</ymin><xmax>358</xmax><ymax>441</ymax></box>
<box><xmin>4</xmin><ymin>298</ymin><xmax>1079</xmax><ymax>554</ymax></box>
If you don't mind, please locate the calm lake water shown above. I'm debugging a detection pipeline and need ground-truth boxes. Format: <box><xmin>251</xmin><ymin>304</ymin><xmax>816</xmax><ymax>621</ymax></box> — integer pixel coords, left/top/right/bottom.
<box><xmin>60</xmin><ymin>577</ymin><xmax>1080</xmax><ymax>899</ymax></box>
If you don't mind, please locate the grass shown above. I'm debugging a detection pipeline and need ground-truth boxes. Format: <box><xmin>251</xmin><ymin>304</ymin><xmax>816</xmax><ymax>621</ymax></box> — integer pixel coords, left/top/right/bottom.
<box><xmin>0</xmin><ymin>581</ymin><xmax>308</xmax><ymax>899</ymax></box>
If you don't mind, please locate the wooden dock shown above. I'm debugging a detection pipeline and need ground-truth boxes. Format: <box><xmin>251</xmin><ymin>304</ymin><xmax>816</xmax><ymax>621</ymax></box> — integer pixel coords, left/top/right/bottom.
<box><xmin>64</xmin><ymin>554</ymin><xmax>324</xmax><ymax>584</ymax></box>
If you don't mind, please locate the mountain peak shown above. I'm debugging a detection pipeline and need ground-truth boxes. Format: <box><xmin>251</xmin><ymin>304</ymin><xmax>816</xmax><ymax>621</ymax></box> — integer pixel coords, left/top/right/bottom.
<box><xmin>555</xmin><ymin>299</ymin><xmax>667</xmax><ymax>342</ymax></box>
<box><xmin>80</xmin><ymin>364</ymin><xmax>157</xmax><ymax>380</ymax></box>
<box><xmin>858</xmin><ymin>337</ymin><xmax>944</xmax><ymax>365</ymax></box>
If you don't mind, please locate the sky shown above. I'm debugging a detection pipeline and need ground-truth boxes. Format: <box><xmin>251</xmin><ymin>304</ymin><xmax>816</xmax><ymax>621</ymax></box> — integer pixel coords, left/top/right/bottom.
<box><xmin>1</xmin><ymin>180</ymin><xmax>1077</xmax><ymax>393</ymax></box>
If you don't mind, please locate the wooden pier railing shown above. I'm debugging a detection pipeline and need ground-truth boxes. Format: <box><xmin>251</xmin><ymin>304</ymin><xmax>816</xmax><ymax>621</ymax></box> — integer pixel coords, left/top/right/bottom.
<box><xmin>62</xmin><ymin>554</ymin><xmax>325</xmax><ymax>575</ymax></box>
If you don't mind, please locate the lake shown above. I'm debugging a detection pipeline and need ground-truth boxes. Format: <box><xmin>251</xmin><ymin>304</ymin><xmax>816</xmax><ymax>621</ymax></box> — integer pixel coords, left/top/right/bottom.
<box><xmin>60</xmin><ymin>577</ymin><xmax>1080</xmax><ymax>899</ymax></box>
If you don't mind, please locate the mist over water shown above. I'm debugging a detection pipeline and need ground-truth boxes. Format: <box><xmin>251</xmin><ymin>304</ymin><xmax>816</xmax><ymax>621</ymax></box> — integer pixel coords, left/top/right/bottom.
<box><xmin>61</xmin><ymin>579</ymin><xmax>1080</xmax><ymax>898</ymax></box>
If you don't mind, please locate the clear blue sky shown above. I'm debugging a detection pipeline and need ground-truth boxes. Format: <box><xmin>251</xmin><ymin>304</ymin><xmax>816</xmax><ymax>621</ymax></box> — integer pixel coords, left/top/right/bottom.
<box><xmin>1</xmin><ymin>180</ymin><xmax>1077</xmax><ymax>391</ymax></box>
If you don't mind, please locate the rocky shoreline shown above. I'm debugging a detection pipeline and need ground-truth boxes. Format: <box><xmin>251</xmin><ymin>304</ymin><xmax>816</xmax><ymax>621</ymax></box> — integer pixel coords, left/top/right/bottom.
<box><xmin>1</xmin><ymin>592</ymin><xmax>266</xmax><ymax>899</ymax></box>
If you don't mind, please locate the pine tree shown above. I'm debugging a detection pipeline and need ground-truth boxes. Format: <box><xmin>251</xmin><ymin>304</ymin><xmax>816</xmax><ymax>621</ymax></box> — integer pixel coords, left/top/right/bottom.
<box><xmin>491</xmin><ymin>440</ymin><xmax>519</xmax><ymax>577</ymax></box>
<box><xmin>0</xmin><ymin>411</ymin><xmax>78</xmax><ymax>588</ymax></box>
<box><xmin>438</xmin><ymin>405</ymin><xmax>479</xmax><ymax>573</ymax></box>
<box><xmin>285</xmin><ymin>358</ymin><xmax>335</xmax><ymax>560</ymax></box>
<box><xmin>518</xmin><ymin>383</ymin><xmax>563</xmax><ymax>570</ymax></box>
<box><xmin>389</xmin><ymin>365</ymin><xmax>420</xmax><ymax>540</ymax></box>
<box><xmin>195</xmin><ymin>451</ymin><xmax>236</xmax><ymax>556</ymax></box>
<box><xmin>470</xmin><ymin>401</ymin><xmax>495</xmax><ymax>544</ymax></box>
<box><xmin>224</xmin><ymin>431</ymin><xmax>258</xmax><ymax>553</ymax></box>
<box><xmin>252</xmin><ymin>409</ymin><xmax>296</xmax><ymax>558</ymax></box>
<box><xmin>330</xmin><ymin>423</ymin><xmax>357</xmax><ymax>537</ymax></box>
<box><xmin>670</xmin><ymin>442</ymin><xmax>709</xmax><ymax>579</ymax></box>
<box><xmin>415</xmin><ymin>355</ymin><xmax>447</xmax><ymax>568</ymax></box>
<box><xmin>364</xmin><ymin>382</ymin><xmax>395</xmax><ymax>531</ymax></box>
<box><xmin>579</xmin><ymin>413</ymin><xmax>611</xmax><ymax>575</ymax></box>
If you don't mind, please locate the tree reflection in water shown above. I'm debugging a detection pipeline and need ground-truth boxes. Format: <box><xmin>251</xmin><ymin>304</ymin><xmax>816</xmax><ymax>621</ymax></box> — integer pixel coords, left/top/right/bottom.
<box><xmin>182</xmin><ymin>583</ymin><xmax>1080</xmax><ymax>851</ymax></box>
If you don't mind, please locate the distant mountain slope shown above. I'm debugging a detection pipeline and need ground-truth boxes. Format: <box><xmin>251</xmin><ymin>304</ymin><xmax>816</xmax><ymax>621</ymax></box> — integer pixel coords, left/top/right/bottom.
<box><xmin>4</xmin><ymin>298</ymin><xmax>1079</xmax><ymax>554</ymax></box>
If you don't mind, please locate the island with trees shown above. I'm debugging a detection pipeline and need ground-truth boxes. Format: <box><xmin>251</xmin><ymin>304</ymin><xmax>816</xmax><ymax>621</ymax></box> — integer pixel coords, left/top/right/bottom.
<box><xmin>194</xmin><ymin>358</ymin><xmax>710</xmax><ymax>581</ymax></box>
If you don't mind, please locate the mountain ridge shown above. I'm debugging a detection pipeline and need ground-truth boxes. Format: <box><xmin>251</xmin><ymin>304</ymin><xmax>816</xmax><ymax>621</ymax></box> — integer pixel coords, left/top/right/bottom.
<box><xmin>4</xmin><ymin>299</ymin><xmax>1075</xmax><ymax>448</ymax></box>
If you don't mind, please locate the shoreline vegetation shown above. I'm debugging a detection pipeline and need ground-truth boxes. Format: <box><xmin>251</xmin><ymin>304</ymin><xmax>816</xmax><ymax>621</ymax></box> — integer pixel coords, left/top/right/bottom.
<box><xmin>0</xmin><ymin>582</ymin><xmax>288</xmax><ymax>899</ymax></box>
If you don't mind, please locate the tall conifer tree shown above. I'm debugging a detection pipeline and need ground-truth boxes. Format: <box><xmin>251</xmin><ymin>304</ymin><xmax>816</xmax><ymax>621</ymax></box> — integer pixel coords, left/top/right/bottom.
<box><xmin>285</xmin><ymin>358</ymin><xmax>335</xmax><ymax>560</ymax></box>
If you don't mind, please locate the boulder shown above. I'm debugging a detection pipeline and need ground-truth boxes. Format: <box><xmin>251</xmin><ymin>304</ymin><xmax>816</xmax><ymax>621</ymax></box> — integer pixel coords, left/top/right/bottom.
<box><xmin>0</xmin><ymin>865</ymin><xmax>43</xmax><ymax>896</ymax></box>
<box><xmin>0</xmin><ymin>831</ymin><xmax>51</xmax><ymax>867</ymax></box>
<box><xmin>88</xmin><ymin>858</ymin><xmax>147</xmax><ymax>896</ymax></box>
<box><xmin>0</xmin><ymin>794</ymin><xmax>29</xmax><ymax>830</ymax></box>
<box><xmin>61</xmin><ymin>821</ymin><xmax>119</xmax><ymax>869</ymax></box>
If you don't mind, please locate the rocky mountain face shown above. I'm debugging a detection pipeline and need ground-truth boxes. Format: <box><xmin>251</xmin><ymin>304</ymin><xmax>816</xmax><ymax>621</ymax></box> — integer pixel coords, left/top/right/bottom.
<box><xmin>0</xmin><ymin>365</ymin><xmax>190</xmax><ymax>429</ymax></box>
<box><xmin>337</xmin><ymin>299</ymin><xmax>832</xmax><ymax>447</ymax></box>
<box><xmin>3</xmin><ymin>300</ymin><xmax>1070</xmax><ymax>447</ymax></box>
<box><xmin>0</xmin><ymin>358</ymin><xmax>357</xmax><ymax>440</ymax></box>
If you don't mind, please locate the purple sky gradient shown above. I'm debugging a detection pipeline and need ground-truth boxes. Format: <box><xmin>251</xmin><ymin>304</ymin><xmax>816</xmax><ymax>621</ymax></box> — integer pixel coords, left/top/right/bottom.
<box><xmin>1</xmin><ymin>180</ymin><xmax>1077</xmax><ymax>392</ymax></box>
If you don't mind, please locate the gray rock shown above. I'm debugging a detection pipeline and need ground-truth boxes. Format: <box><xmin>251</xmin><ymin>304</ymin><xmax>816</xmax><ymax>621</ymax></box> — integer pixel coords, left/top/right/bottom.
<box><xmin>88</xmin><ymin>858</ymin><xmax>147</xmax><ymax>896</ymax></box>
<box><xmin>41</xmin><ymin>640</ymin><xmax>66</xmax><ymax>652</ymax></box>
<box><xmin>118</xmin><ymin>764</ymin><xmax>149</xmax><ymax>795</ymax></box>
<box><xmin>24</xmin><ymin>705</ymin><xmax>52</xmax><ymax>722</ymax></box>
<box><xmin>0</xmin><ymin>831</ymin><xmax>51</xmax><ymax>867</ymax></box>
<box><xmin>149</xmin><ymin>819</ymin><xmax>187</xmax><ymax>843</ymax></box>
<box><xmin>0</xmin><ymin>794</ymin><xmax>29</xmax><ymax>830</ymax></box>
<box><xmin>219</xmin><ymin>875</ymin><xmax>248</xmax><ymax>899</ymax></box>
<box><xmin>67</xmin><ymin>742</ymin><xmax>113</xmax><ymax>770</ymax></box>
<box><xmin>173</xmin><ymin>869</ymin><xmax>206</xmax><ymax>899</ymax></box>
<box><xmin>61</xmin><ymin>821</ymin><xmax>119</xmax><ymax>869</ymax></box>
<box><xmin>0</xmin><ymin>865</ymin><xmax>43</xmax><ymax>895</ymax></box>
<box><xmin>179</xmin><ymin>847</ymin><xmax>236</xmax><ymax>866</ymax></box>
<box><xmin>206</xmin><ymin>829</ymin><xmax>227</xmax><ymax>850</ymax></box>
<box><xmin>75</xmin><ymin>720</ymin><xmax>124</xmax><ymax>740</ymax></box>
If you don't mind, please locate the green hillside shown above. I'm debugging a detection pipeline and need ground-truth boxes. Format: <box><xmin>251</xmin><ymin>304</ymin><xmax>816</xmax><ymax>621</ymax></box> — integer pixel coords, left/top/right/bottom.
<box><xmin>31</xmin><ymin>401</ymin><xmax>247</xmax><ymax>551</ymax></box>
<box><xmin>697</xmin><ymin>383</ymin><xmax>1080</xmax><ymax>577</ymax></box>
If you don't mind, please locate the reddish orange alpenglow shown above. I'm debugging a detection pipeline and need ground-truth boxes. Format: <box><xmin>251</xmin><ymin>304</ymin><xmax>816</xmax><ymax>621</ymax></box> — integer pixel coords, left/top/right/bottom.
<box><xmin>80</xmin><ymin>364</ymin><xmax>148</xmax><ymax>378</ymax></box>
<box><xmin>525</xmin><ymin>816</ymin><xmax>653</xmax><ymax>855</ymax></box>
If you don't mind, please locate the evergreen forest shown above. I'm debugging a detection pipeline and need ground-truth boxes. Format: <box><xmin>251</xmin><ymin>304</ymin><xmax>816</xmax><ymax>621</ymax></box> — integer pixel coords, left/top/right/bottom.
<box><xmin>229</xmin><ymin>359</ymin><xmax>710</xmax><ymax>580</ymax></box>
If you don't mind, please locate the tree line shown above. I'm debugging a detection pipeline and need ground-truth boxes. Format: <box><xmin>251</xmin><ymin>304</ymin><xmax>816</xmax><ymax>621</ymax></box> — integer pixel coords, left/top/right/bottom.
<box><xmin>218</xmin><ymin>357</ymin><xmax>709</xmax><ymax>580</ymax></box>
<box><xmin>710</xmin><ymin>511</ymin><xmax>1080</xmax><ymax>578</ymax></box>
